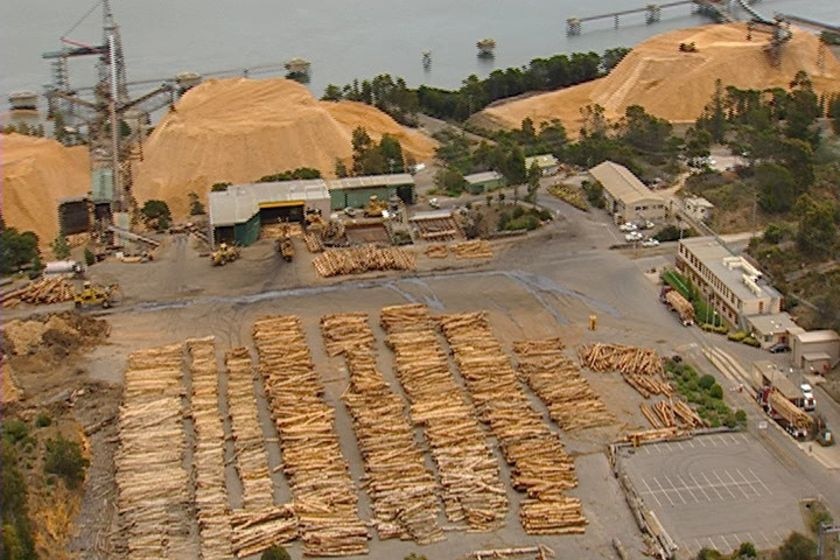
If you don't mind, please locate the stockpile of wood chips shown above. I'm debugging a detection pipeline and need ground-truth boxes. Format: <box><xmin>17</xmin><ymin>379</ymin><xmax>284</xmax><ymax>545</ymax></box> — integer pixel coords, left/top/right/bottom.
<box><xmin>424</xmin><ymin>244</ymin><xmax>448</xmax><ymax>259</ymax></box>
<box><xmin>513</xmin><ymin>338</ymin><xmax>614</xmax><ymax>431</ymax></box>
<box><xmin>303</xmin><ymin>232</ymin><xmax>324</xmax><ymax>253</ymax></box>
<box><xmin>640</xmin><ymin>399</ymin><xmax>706</xmax><ymax>430</ymax></box>
<box><xmin>115</xmin><ymin>344</ymin><xmax>192</xmax><ymax>558</ymax></box>
<box><xmin>312</xmin><ymin>245</ymin><xmax>415</xmax><ymax>277</ymax></box>
<box><xmin>439</xmin><ymin>313</ymin><xmax>585</xmax><ymax>535</ymax></box>
<box><xmin>0</xmin><ymin>276</ymin><xmax>75</xmax><ymax>307</ymax></box>
<box><xmin>381</xmin><ymin>304</ymin><xmax>508</xmax><ymax>531</ymax></box>
<box><xmin>252</xmin><ymin>316</ymin><xmax>368</xmax><ymax>557</ymax></box>
<box><xmin>451</xmin><ymin>240</ymin><xmax>493</xmax><ymax>259</ymax></box>
<box><xmin>186</xmin><ymin>338</ymin><xmax>233</xmax><ymax>559</ymax></box>
<box><xmin>578</xmin><ymin>343</ymin><xmax>671</xmax><ymax>398</ymax></box>
<box><xmin>225</xmin><ymin>348</ymin><xmax>278</xmax><ymax>512</ymax></box>
<box><xmin>320</xmin><ymin>313</ymin><xmax>443</xmax><ymax>544</ymax></box>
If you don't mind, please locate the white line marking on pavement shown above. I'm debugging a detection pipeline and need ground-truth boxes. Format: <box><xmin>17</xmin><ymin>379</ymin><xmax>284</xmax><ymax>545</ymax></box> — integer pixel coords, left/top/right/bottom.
<box><xmin>748</xmin><ymin>468</ymin><xmax>773</xmax><ymax>495</ymax></box>
<box><xmin>729</xmin><ymin>434</ymin><xmax>739</xmax><ymax>444</ymax></box>
<box><xmin>641</xmin><ymin>478</ymin><xmax>662</xmax><ymax>508</ymax></box>
<box><xmin>697</xmin><ymin>437</ymin><xmax>707</xmax><ymax>447</ymax></box>
<box><xmin>678</xmin><ymin>474</ymin><xmax>705</xmax><ymax>502</ymax></box>
<box><xmin>712</xmin><ymin>470</ymin><xmax>739</xmax><ymax>499</ymax></box>
<box><xmin>723</xmin><ymin>469</ymin><xmax>752</xmax><ymax>499</ymax></box>
<box><xmin>735</xmin><ymin>468</ymin><xmax>761</xmax><ymax>497</ymax></box>
<box><xmin>700</xmin><ymin>471</ymin><xmax>727</xmax><ymax>501</ymax></box>
<box><xmin>664</xmin><ymin>475</ymin><xmax>688</xmax><ymax>504</ymax></box>
<box><xmin>653</xmin><ymin>477</ymin><xmax>676</xmax><ymax>506</ymax></box>
<box><xmin>718</xmin><ymin>534</ymin><xmax>733</xmax><ymax>551</ymax></box>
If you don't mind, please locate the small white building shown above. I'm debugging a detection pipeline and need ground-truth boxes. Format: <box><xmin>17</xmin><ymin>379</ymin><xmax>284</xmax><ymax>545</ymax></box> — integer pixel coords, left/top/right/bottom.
<box><xmin>525</xmin><ymin>154</ymin><xmax>560</xmax><ymax>177</ymax></box>
<box><xmin>588</xmin><ymin>161</ymin><xmax>667</xmax><ymax>224</ymax></box>
<box><xmin>791</xmin><ymin>330</ymin><xmax>840</xmax><ymax>374</ymax></box>
<box><xmin>746</xmin><ymin>312</ymin><xmax>799</xmax><ymax>349</ymax></box>
<box><xmin>684</xmin><ymin>196</ymin><xmax>714</xmax><ymax>222</ymax></box>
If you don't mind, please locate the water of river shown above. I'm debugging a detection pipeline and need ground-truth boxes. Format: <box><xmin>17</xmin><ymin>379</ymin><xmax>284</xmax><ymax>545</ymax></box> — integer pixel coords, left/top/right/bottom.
<box><xmin>0</xmin><ymin>0</ymin><xmax>837</xmax><ymax>109</ymax></box>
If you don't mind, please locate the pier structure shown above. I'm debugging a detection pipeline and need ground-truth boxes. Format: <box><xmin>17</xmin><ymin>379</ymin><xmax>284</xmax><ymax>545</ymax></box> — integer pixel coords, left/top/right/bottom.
<box><xmin>567</xmin><ymin>0</ymin><xmax>730</xmax><ymax>36</ymax></box>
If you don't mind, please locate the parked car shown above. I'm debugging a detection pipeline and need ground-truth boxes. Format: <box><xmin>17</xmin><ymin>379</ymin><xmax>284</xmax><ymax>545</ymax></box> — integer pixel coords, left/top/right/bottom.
<box><xmin>768</xmin><ymin>342</ymin><xmax>791</xmax><ymax>353</ymax></box>
<box><xmin>624</xmin><ymin>231</ymin><xmax>643</xmax><ymax>242</ymax></box>
<box><xmin>619</xmin><ymin>222</ymin><xmax>637</xmax><ymax>232</ymax></box>
<box><xmin>641</xmin><ymin>238</ymin><xmax>660</xmax><ymax>247</ymax></box>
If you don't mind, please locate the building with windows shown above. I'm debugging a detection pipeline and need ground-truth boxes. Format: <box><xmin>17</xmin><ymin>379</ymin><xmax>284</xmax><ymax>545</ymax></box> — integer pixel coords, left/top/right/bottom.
<box><xmin>463</xmin><ymin>171</ymin><xmax>506</xmax><ymax>194</ymax></box>
<box><xmin>676</xmin><ymin>236</ymin><xmax>785</xmax><ymax>334</ymax></box>
<box><xmin>588</xmin><ymin>161</ymin><xmax>666</xmax><ymax>224</ymax></box>
<box><xmin>326</xmin><ymin>174</ymin><xmax>415</xmax><ymax>210</ymax></box>
<box><xmin>684</xmin><ymin>196</ymin><xmax>714</xmax><ymax>222</ymax></box>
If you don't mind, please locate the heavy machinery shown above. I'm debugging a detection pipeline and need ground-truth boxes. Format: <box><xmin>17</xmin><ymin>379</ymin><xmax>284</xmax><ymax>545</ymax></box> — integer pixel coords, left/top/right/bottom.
<box><xmin>276</xmin><ymin>224</ymin><xmax>295</xmax><ymax>262</ymax></box>
<box><xmin>661</xmin><ymin>286</ymin><xmax>695</xmax><ymax>326</ymax></box>
<box><xmin>678</xmin><ymin>42</ymin><xmax>698</xmax><ymax>53</ymax></box>
<box><xmin>363</xmin><ymin>195</ymin><xmax>388</xmax><ymax>218</ymax></box>
<box><xmin>74</xmin><ymin>281</ymin><xmax>117</xmax><ymax>309</ymax></box>
<box><xmin>210</xmin><ymin>243</ymin><xmax>240</xmax><ymax>266</ymax></box>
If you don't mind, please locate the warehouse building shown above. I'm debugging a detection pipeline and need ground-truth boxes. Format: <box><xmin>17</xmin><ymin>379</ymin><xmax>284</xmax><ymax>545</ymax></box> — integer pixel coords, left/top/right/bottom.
<box><xmin>463</xmin><ymin>171</ymin><xmax>506</xmax><ymax>194</ymax></box>
<box><xmin>676</xmin><ymin>236</ymin><xmax>784</xmax><ymax>331</ymax></box>
<box><xmin>525</xmin><ymin>154</ymin><xmax>560</xmax><ymax>177</ymax></box>
<box><xmin>588</xmin><ymin>161</ymin><xmax>666</xmax><ymax>224</ymax></box>
<box><xmin>208</xmin><ymin>180</ymin><xmax>331</xmax><ymax>247</ymax></box>
<box><xmin>791</xmin><ymin>330</ymin><xmax>840</xmax><ymax>374</ymax></box>
<box><xmin>326</xmin><ymin>174</ymin><xmax>415</xmax><ymax>210</ymax></box>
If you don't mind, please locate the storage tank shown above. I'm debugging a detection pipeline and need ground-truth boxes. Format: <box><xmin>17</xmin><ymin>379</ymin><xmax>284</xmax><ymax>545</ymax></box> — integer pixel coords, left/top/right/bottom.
<box><xmin>44</xmin><ymin>260</ymin><xmax>82</xmax><ymax>275</ymax></box>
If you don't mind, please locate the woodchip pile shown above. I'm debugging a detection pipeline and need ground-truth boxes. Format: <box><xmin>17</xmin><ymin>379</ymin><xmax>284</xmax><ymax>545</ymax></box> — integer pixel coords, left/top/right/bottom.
<box><xmin>640</xmin><ymin>399</ymin><xmax>706</xmax><ymax>430</ymax></box>
<box><xmin>439</xmin><ymin>313</ymin><xmax>585</xmax><ymax>535</ymax></box>
<box><xmin>0</xmin><ymin>276</ymin><xmax>75</xmax><ymax>307</ymax></box>
<box><xmin>312</xmin><ymin>245</ymin><xmax>415</xmax><ymax>277</ymax></box>
<box><xmin>320</xmin><ymin>313</ymin><xmax>443</xmax><ymax>544</ymax></box>
<box><xmin>578</xmin><ymin>343</ymin><xmax>671</xmax><ymax>399</ymax></box>
<box><xmin>186</xmin><ymin>338</ymin><xmax>233</xmax><ymax>559</ymax></box>
<box><xmin>252</xmin><ymin>316</ymin><xmax>368</xmax><ymax>557</ymax></box>
<box><xmin>381</xmin><ymin>304</ymin><xmax>508</xmax><ymax>531</ymax></box>
<box><xmin>115</xmin><ymin>344</ymin><xmax>192</xmax><ymax>558</ymax></box>
<box><xmin>224</xmin><ymin>348</ymin><xmax>278</xmax><ymax>512</ymax></box>
<box><xmin>451</xmin><ymin>240</ymin><xmax>493</xmax><ymax>259</ymax></box>
<box><xmin>513</xmin><ymin>338</ymin><xmax>615</xmax><ymax>431</ymax></box>
<box><xmin>424</xmin><ymin>244</ymin><xmax>448</xmax><ymax>259</ymax></box>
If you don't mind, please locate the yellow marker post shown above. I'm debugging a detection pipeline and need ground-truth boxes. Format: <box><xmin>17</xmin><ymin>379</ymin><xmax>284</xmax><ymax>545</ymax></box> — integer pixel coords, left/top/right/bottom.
<box><xmin>589</xmin><ymin>314</ymin><xmax>598</xmax><ymax>331</ymax></box>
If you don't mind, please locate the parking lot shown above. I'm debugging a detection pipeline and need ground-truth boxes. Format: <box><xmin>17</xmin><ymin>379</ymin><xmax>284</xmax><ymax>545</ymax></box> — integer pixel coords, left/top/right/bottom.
<box><xmin>620</xmin><ymin>432</ymin><xmax>808</xmax><ymax>557</ymax></box>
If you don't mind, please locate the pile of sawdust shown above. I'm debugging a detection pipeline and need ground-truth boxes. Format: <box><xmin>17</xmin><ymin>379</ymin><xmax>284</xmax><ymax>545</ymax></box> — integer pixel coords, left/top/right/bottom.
<box><xmin>476</xmin><ymin>23</ymin><xmax>840</xmax><ymax>133</ymax></box>
<box><xmin>133</xmin><ymin>78</ymin><xmax>437</xmax><ymax>217</ymax></box>
<box><xmin>1</xmin><ymin>133</ymin><xmax>89</xmax><ymax>245</ymax></box>
<box><xmin>2</xmin><ymin>313</ymin><xmax>109</xmax><ymax>356</ymax></box>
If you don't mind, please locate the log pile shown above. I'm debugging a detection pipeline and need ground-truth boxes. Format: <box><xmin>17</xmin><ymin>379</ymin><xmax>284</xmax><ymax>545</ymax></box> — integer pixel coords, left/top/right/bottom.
<box><xmin>513</xmin><ymin>338</ymin><xmax>614</xmax><ymax>431</ymax></box>
<box><xmin>380</xmin><ymin>304</ymin><xmax>508</xmax><ymax>531</ymax></box>
<box><xmin>230</xmin><ymin>506</ymin><xmax>298</xmax><ymax>558</ymax></box>
<box><xmin>303</xmin><ymin>232</ymin><xmax>324</xmax><ymax>253</ymax></box>
<box><xmin>252</xmin><ymin>316</ymin><xmax>368</xmax><ymax>557</ymax></box>
<box><xmin>320</xmin><ymin>313</ymin><xmax>443</xmax><ymax>544</ymax></box>
<box><xmin>578</xmin><ymin>343</ymin><xmax>671</xmax><ymax>398</ymax></box>
<box><xmin>640</xmin><ymin>400</ymin><xmax>706</xmax><ymax>429</ymax></box>
<box><xmin>186</xmin><ymin>338</ymin><xmax>233</xmax><ymax>559</ymax></box>
<box><xmin>438</xmin><ymin>313</ymin><xmax>585</xmax><ymax>535</ymax></box>
<box><xmin>115</xmin><ymin>344</ymin><xmax>192</xmax><ymax>558</ymax></box>
<box><xmin>1</xmin><ymin>277</ymin><xmax>75</xmax><ymax>307</ymax></box>
<box><xmin>312</xmin><ymin>245</ymin><xmax>415</xmax><ymax>277</ymax></box>
<box><xmin>472</xmin><ymin>545</ymin><xmax>555</xmax><ymax>560</ymax></box>
<box><xmin>624</xmin><ymin>427</ymin><xmax>682</xmax><ymax>446</ymax></box>
<box><xmin>424</xmin><ymin>244</ymin><xmax>448</xmax><ymax>259</ymax></box>
<box><xmin>225</xmin><ymin>348</ymin><xmax>277</xmax><ymax>512</ymax></box>
<box><xmin>451</xmin><ymin>240</ymin><xmax>493</xmax><ymax>259</ymax></box>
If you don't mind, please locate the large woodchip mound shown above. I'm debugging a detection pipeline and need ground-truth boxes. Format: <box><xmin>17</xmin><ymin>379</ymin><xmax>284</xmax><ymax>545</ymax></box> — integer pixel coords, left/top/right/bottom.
<box><xmin>133</xmin><ymin>77</ymin><xmax>437</xmax><ymax>217</ymax></box>
<box><xmin>475</xmin><ymin>23</ymin><xmax>840</xmax><ymax>134</ymax></box>
<box><xmin>1</xmin><ymin>133</ymin><xmax>89</xmax><ymax>245</ymax></box>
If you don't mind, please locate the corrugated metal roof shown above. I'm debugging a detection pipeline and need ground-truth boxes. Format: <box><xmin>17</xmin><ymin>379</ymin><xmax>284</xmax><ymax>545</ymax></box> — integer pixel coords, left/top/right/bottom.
<box><xmin>589</xmin><ymin>161</ymin><xmax>663</xmax><ymax>205</ymax></box>
<box><xmin>464</xmin><ymin>171</ymin><xmax>503</xmax><ymax>184</ymax></box>
<box><xmin>327</xmin><ymin>173</ymin><xmax>414</xmax><ymax>190</ymax></box>
<box><xmin>209</xmin><ymin>179</ymin><xmax>329</xmax><ymax>226</ymax></box>
<box><xmin>525</xmin><ymin>154</ymin><xmax>559</xmax><ymax>168</ymax></box>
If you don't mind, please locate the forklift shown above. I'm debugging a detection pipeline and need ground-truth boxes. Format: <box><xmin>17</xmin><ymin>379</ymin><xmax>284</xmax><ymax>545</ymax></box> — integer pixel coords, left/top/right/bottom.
<box><xmin>74</xmin><ymin>281</ymin><xmax>117</xmax><ymax>309</ymax></box>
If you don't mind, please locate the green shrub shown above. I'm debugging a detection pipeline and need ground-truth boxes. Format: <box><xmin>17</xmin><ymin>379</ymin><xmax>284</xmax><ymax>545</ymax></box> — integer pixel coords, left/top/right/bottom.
<box><xmin>504</xmin><ymin>215</ymin><xmax>540</xmax><ymax>231</ymax></box>
<box><xmin>735</xmin><ymin>409</ymin><xmax>747</xmax><ymax>426</ymax></box>
<box><xmin>728</xmin><ymin>330</ymin><xmax>747</xmax><ymax>342</ymax></box>
<box><xmin>83</xmin><ymin>247</ymin><xmax>96</xmax><ymax>267</ymax></box>
<box><xmin>713</xmin><ymin>325</ymin><xmax>729</xmax><ymax>334</ymax></box>
<box><xmin>2</xmin><ymin>420</ymin><xmax>29</xmax><ymax>444</ymax></box>
<box><xmin>44</xmin><ymin>434</ymin><xmax>89</xmax><ymax>489</ymax></box>
<box><xmin>709</xmin><ymin>384</ymin><xmax>724</xmax><ymax>399</ymax></box>
<box><xmin>742</xmin><ymin>336</ymin><xmax>760</xmax><ymax>347</ymax></box>
<box><xmin>261</xmin><ymin>545</ymin><xmax>291</xmax><ymax>560</ymax></box>
<box><xmin>35</xmin><ymin>413</ymin><xmax>52</xmax><ymax>428</ymax></box>
<box><xmin>698</xmin><ymin>374</ymin><xmax>716</xmax><ymax>390</ymax></box>
<box><xmin>776</xmin><ymin>532</ymin><xmax>816</xmax><ymax>560</ymax></box>
<box><xmin>696</xmin><ymin>546</ymin><xmax>725</xmax><ymax>559</ymax></box>
<box><xmin>808</xmin><ymin>507</ymin><xmax>833</xmax><ymax>533</ymax></box>
<box><xmin>735</xmin><ymin>541</ymin><xmax>757</xmax><ymax>558</ymax></box>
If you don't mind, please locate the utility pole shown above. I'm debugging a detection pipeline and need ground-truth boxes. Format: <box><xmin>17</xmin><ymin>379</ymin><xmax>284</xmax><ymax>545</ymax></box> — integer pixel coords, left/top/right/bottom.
<box><xmin>818</xmin><ymin>523</ymin><xmax>840</xmax><ymax>560</ymax></box>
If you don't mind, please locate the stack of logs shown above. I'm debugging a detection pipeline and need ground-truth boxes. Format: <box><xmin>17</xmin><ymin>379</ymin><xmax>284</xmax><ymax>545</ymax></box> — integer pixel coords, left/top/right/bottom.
<box><xmin>225</xmin><ymin>346</ymin><xmax>300</xmax><ymax>556</ymax></box>
<box><xmin>252</xmin><ymin>316</ymin><xmax>368</xmax><ymax>556</ymax></box>
<box><xmin>0</xmin><ymin>277</ymin><xmax>75</xmax><ymax>307</ymax></box>
<box><xmin>424</xmin><ymin>244</ymin><xmax>448</xmax><ymax>259</ymax></box>
<box><xmin>312</xmin><ymin>245</ymin><xmax>415</xmax><ymax>277</ymax></box>
<box><xmin>381</xmin><ymin>304</ymin><xmax>508</xmax><ymax>531</ymax></box>
<box><xmin>114</xmin><ymin>344</ymin><xmax>192</xmax><ymax>558</ymax></box>
<box><xmin>451</xmin><ymin>240</ymin><xmax>493</xmax><ymax>259</ymax></box>
<box><xmin>513</xmin><ymin>338</ymin><xmax>615</xmax><ymax>431</ymax></box>
<box><xmin>578</xmin><ymin>343</ymin><xmax>672</xmax><ymax>398</ymax></box>
<box><xmin>439</xmin><ymin>313</ymin><xmax>586</xmax><ymax>535</ymax></box>
<box><xmin>625</xmin><ymin>427</ymin><xmax>682</xmax><ymax>446</ymax></box>
<box><xmin>640</xmin><ymin>399</ymin><xmax>706</xmax><ymax>430</ymax></box>
<box><xmin>186</xmin><ymin>338</ymin><xmax>233</xmax><ymax>559</ymax></box>
<box><xmin>320</xmin><ymin>313</ymin><xmax>443</xmax><ymax>544</ymax></box>
<box><xmin>303</xmin><ymin>232</ymin><xmax>324</xmax><ymax>253</ymax></box>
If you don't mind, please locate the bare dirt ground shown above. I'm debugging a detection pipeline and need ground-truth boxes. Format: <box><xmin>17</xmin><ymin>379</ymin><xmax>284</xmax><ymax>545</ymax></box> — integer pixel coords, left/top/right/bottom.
<box><xmin>4</xmin><ymin>202</ymin><xmax>839</xmax><ymax>560</ymax></box>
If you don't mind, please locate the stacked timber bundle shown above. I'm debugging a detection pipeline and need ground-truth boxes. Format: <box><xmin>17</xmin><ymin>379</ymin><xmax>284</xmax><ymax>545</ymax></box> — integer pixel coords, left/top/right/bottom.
<box><xmin>303</xmin><ymin>232</ymin><xmax>324</xmax><ymax>253</ymax></box>
<box><xmin>578</xmin><ymin>343</ymin><xmax>671</xmax><ymax>398</ymax></box>
<box><xmin>424</xmin><ymin>244</ymin><xmax>448</xmax><ymax>259</ymax></box>
<box><xmin>641</xmin><ymin>400</ymin><xmax>706</xmax><ymax>429</ymax></box>
<box><xmin>320</xmin><ymin>313</ymin><xmax>443</xmax><ymax>544</ymax></box>
<box><xmin>312</xmin><ymin>245</ymin><xmax>415</xmax><ymax>277</ymax></box>
<box><xmin>0</xmin><ymin>276</ymin><xmax>75</xmax><ymax>307</ymax></box>
<box><xmin>381</xmin><ymin>304</ymin><xmax>508</xmax><ymax>531</ymax></box>
<box><xmin>225</xmin><ymin>348</ymin><xmax>278</xmax><ymax>512</ymax></box>
<box><xmin>230</xmin><ymin>506</ymin><xmax>298</xmax><ymax>558</ymax></box>
<box><xmin>625</xmin><ymin>426</ymin><xmax>682</xmax><ymax>446</ymax></box>
<box><xmin>115</xmin><ymin>344</ymin><xmax>192</xmax><ymax>558</ymax></box>
<box><xmin>513</xmin><ymin>338</ymin><xmax>615</xmax><ymax>431</ymax></box>
<box><xmin>451</xmin><ymin>239</ymin><xmax>493</xmax><ymax>259</ymax></box>
<box><xmin>252</xmin><ymin>316</ymin><xmax>368</xmax><ymax>557</ymax></box>
<box><xmin>439</xmin><ymin>313</ymin><xmax>586</xmax><ymax>535</ymax></box>
<box><xmin>186</xmin><ymin>338</ymin><xmax>233</xmax><ymax>559</ymax></box>
<box><xmin>768</xmin><ymin>388</ymin><xmax>813</xmax><ymax>430</ymax></box>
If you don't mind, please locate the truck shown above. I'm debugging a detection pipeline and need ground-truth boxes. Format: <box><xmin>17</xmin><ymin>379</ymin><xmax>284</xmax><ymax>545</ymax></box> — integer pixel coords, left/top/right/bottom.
<box><xmin>44</xmin><ymin>260</ymin><xmax>83</xmax><ymax>276</ymax></box>
<box><xmin>754</xmin><ymin>361</ymin><xmax>814</xmax><ymax>439</ymax></box>
<box><xmin>660</xmin><ymin>286</ymin><xmax>695</xmax><ymax>326</ymax></box>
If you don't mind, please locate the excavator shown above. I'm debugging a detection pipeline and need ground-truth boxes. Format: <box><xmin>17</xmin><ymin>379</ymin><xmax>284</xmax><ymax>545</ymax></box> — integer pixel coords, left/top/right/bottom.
<box><xmin>74</xmin><ymin>281</ymin><xmax>118</xmax><ymax>309</ymax></box>
<box><xmin>210</xmin><ymin>243</ymin><xmax>241</xmax><ymax>266</ymax></box>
